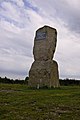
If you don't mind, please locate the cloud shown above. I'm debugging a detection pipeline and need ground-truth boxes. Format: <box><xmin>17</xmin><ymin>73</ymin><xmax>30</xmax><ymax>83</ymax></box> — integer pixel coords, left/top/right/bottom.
<box><xmin>0</xmin><ymin>0</ymin><xmax>80</xmax><ymax>79</ymax></box>
<box><xmin>0</xmin><ymin>52</ymin><xmax>33</xmax><ymax>79</ymax></box>
<box><xmin>28</xmin><ymin>0</ymin><xmax>80</xmax><ymax>34</ymax></box>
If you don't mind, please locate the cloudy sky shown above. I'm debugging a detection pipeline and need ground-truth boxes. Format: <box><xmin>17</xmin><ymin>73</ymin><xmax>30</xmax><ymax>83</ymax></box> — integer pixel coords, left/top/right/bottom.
<box><xmin>0</xmin><ymin>0</ymin><xmax>80</xmax><ymax>80</ymax></box>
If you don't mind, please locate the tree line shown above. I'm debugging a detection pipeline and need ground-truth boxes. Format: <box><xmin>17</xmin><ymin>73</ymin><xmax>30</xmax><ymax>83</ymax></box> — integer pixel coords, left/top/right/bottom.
<box><xmin>0</xmin><ymin>76</ymin><xmax>80</xmax><ymax>86</ymax></box>
<box><xmin>60</xmin><ymin>78</ymin><xmax>80</xmax><ymax>86</ymax></box>
<box><xmin>0</xmin><ymin>76</ymin><xmax>29</xmax><ymax>84</ymax></box>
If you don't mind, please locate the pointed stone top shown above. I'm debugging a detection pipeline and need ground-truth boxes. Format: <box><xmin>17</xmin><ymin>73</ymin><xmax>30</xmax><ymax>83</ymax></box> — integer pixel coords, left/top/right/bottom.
<box><xmin>36</xmin><ymin>25</ymin><xmax>57</xmax><ymax>33</ymax></box>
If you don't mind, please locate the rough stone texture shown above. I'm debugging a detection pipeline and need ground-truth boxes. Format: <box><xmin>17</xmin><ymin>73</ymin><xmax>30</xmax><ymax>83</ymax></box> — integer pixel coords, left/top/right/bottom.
<box><xmin>29</xmin><ymin>60</ymin><xmax>59</xmax><ymax>88</ymax></box>
<box><xmin>33</xmin><ymin>26</ymin><xmax>57</xmax><ymax>61</ymax></box>
<box><xmin>29</xmin><ymin>26</ymin><xmax>60</xmax><ymax>88</ymax></box>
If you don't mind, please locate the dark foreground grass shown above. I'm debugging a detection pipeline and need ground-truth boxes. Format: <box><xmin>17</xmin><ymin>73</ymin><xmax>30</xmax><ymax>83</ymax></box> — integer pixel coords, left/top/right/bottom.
<box><xmin>0</xmin><ymin>84</ymin><xmax>80</xmax><ymax>120</ymax></box>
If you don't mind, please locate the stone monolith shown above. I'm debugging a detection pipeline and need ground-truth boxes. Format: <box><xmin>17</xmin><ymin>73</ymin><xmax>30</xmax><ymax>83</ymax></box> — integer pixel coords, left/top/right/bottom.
<box><xmin>29</xmin><ymin>26</ymin><xmax>59</xmax><ymax>88</ymax></box>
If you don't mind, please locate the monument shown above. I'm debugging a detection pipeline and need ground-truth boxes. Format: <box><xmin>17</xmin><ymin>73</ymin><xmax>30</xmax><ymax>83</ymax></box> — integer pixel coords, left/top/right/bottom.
<box><xmin>29</xmin><ymin>26</ymin><xmax>59</xmax><ymax>88</ymax></box>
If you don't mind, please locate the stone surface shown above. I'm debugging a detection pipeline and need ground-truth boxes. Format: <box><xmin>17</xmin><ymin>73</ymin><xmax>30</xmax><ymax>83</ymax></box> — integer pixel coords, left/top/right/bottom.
<box><xmin>29</xmin><ymin>25</ymin><xmax>60</xmax><ymax>88</ymax></box>
<box><xmin>29</xmin><ymin>60</ymin><xmax>59</xmax><ymax>88</ymax></box>
<box><xmin>33</xmin><ymin>26</ymin><xmax>57</xmax><ymax>61</ymax></box>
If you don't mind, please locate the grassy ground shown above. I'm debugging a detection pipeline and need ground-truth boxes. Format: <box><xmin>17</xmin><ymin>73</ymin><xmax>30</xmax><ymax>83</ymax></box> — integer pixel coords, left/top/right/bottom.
<box><xmin>0</xmin><ymin>84</ymin><xmax>80</xmax><ymax>120</ymax></box>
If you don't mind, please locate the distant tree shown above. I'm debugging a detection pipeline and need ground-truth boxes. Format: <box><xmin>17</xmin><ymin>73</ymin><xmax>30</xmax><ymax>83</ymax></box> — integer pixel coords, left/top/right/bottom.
<box><xmin>59</xmin><ymin>78</ymin><xmax>80</xmax><ymax>86</ymax></box>
<box><xmin>0</xmin><ymin>76</ymin><xmax>80</xmax><ymax>85</ymax></box>
<box><xmin>25</xmin><ymin>76</ymin><xmax>29</xmax><ymax>84</ymax></box>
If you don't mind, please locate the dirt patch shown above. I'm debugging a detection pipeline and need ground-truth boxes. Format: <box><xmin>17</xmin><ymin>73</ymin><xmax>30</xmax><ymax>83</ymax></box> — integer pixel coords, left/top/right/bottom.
<box><xmin>0</xmin><ymin>89</ymin><xmax>20</xmax><ymax>93</ymax></box>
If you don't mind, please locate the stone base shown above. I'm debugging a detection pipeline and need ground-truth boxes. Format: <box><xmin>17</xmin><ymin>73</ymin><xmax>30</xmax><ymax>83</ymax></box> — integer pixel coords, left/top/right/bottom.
<box><xmin>29</xmin><ymin>60</ymin><xmax>59</xmax><ymax>88</ymax></box>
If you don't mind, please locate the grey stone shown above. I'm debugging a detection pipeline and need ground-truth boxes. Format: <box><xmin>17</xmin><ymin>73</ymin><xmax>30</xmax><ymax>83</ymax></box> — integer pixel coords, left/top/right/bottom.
<box><xmin>33</xmin><ymin>26</ymin><xmax>57</xmax><ymax>61</ymax></box>
<box><xmin>29</xmin><ymin>60</ymin><xmax>59</xmax><ymax>88</ymax></box>
<box><xmin>29</xmin><ymin>25</ymin><xmax>60</xmax><ymax>88</ymax></box>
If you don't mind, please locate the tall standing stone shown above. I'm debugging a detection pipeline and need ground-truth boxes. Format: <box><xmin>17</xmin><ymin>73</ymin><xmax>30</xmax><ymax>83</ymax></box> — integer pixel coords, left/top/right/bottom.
<box><xmin>29</xmin><ymin>26</ymin><xmax>60</xmax><ymax>88</ymax></box>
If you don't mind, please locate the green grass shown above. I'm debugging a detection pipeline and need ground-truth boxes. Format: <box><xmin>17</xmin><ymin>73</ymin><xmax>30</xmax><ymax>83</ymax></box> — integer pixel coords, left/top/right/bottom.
<box><xmin>0</xmin><ymin>84</ymin><xmax>80</xmax><ymax>120</ymax></box>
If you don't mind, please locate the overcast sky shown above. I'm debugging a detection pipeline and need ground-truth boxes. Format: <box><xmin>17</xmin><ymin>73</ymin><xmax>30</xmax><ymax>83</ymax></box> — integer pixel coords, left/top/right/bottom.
<box><xmin>0</xmin><ymin>0</ymin><xmax>80</xmax><ymax>80</ymax></box>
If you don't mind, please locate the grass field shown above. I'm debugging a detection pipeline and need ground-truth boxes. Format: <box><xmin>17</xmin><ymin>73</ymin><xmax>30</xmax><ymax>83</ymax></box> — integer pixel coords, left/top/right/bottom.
<box><xmin>0</xmin><ymin>84</ymin><xmax>80</xmax><ymax>120</ymax></box>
